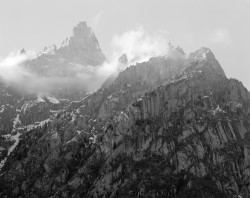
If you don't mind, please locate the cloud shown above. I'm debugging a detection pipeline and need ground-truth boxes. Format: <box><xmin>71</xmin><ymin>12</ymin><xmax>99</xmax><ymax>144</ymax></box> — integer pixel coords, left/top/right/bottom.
<box><xmin>91</xmin><ymin>12</ymin><xmax>103</xmax><ymax>31</ymax></box>
<box><xmin>0</xmin><ymin>51</ymin><xmax>36</xmax><ymax>85</ymax></box>
<box><xmin>111</xmin><ymin>26</ymin><xmax>169</xmax><ymax>64</ymax></box>
<box><xmin>210</xmin><ymin>28</ymin><xmax>232</xmax><ymax>45</ymax></box>
<box><xmin>0</xmin><ymin>51</ymin><xmax>120</xmax><ymax>95</ymax></box>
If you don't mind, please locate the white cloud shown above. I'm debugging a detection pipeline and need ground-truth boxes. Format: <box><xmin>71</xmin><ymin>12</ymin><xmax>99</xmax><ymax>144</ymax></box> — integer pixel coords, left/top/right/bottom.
<box><xmin>0</xmin><ymin>50</ymin><xmax>36</xmax><ymax>84</ymax></box>
<box><xmin>111</xmin><ymin>26</ymin><xmax>169</xmax><ymax>64</ymax></box>
<box><xmin>210</xmin><ymin>28</ymin><xmax>232</xmax><ymax>45</ymax></box>
<box><xmin>91</xmin><ymin>12</ymin><xmax>103</xmax><ymax>31</ymax></box>
<box><xmin>0</xmin><ymin>49</ymin><xmax>123</xmax><ymax>95</ymax></box>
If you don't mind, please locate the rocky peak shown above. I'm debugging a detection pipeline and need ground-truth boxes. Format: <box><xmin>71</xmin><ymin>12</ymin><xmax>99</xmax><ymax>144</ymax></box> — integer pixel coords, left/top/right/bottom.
<box><xmin>118</xmin><ymin>53</ymin><xmax>128</xmax><ymax>65</ymax></box>
<box><xmin>182</xmin><ymin>47</ymin><xmax>226</xmax><ymax>80</ymax></box>
<box><xmin>57</xmin><ymin>21</ymin><xmax>105</xmax><ymax>65</ymax></box>
<box><xmin>101</xmin><ymin>54</ymin><xmax>129</xmax><ymax>89</ymax></box>
<box><xmin>72</xmin><ymin>21</ymin><xmax>90</xmax><ymax>39</ymax></box>
<box><xmin>42</xmin><ymin>44</ymin><xmax>57</xmax><ymax>55</ymax></box>
<box><xmin>168</xmin><ymin>41</ymin><xmax>174</xmax><ymax>52</ymax></box>
<box><xmin>64</xmin><ymin>21</ymin><xmax>98</xmax><ymax>50</ymax></box>
<box><xmin>167</xmin><ymin>42</ymin><xmax>186</xmax><ymax>59</ymax></box>
<box><xmin>18</xmin><ymin>48</ymin><xmax>26</xmax><ymax>55</ymax></box>
<box><xmin>189</xmin><ymin>47</ymin><xmax>215</xmax><ymax>60</ymax></box>
<box><xmin>175</xmin><ymin>46</ymin><xmax>186</xmax><ymax>56</ymax></box>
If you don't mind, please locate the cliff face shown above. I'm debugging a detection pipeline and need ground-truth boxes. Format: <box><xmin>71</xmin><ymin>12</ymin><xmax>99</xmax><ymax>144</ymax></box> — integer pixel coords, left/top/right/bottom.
<box><xmin>95</xmin><ymin>60</ymin><xmax>250</xmax><ymax>197</ymax></box>
<box><xmin>1</xmin><ymin>42</ymin><xmax>250</xmax><ymax>197</ymax></box>
<box><xmin>84</xmin><ymin>48</ymin><xmax>250</xmax><ymax>197</ymax></box>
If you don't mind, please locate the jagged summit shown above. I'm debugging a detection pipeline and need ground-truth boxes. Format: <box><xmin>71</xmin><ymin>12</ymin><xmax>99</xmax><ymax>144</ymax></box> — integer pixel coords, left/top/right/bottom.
<box><xmin>33</xmin><ymin>21</ymin><xmax>106</xmax><ymax>66</ymax></box>
<box><xmin>18</xmin><ymin>48</ymin><xmax>26</xmax><ymax>55</ymax></box>
<box><xmin>190</xmin><ymin>47</ymin><xmax>215</xmax><ymax>60</ymax></box>
<box><xmin>181</xmin><ymin>47</ymin><xmax>226</xmax><ymax>79</ymax></box>
<box><xmin>42</xmin><ymin>45</ymin><xmax>57</xmax><ymax>55</ymax></box>
<box><xmin>118</xmin><ymin>53</ymin><xmax>128</xmax><ymax>65</ymax></box>
<box><xmin>167</xmin><ymin>42</ymin><xmax>186</xmax><ymax>59</ymax></box>
<box><xmin>72</xmin><ymin>21</ymin><xmax>91</xmax><ymax>38</ymax></box>
<box><xmin>168</xmin><ymin>41</ymin><xmax>174</xmax><ymax>52</ymax></box>
<box><xmin>60</xmin><ymin>21</ymin><xmax>99</xmax><ymax>50</ymax></box>
<box><xmin>56</xmin><ymin>21</ymin><xmax>106</xmax><ymax>65</ymax></box>
<box><xmin>101</xmin><ymin>53</ymin><xmax>129</xmax><ymax>89</ymax></box>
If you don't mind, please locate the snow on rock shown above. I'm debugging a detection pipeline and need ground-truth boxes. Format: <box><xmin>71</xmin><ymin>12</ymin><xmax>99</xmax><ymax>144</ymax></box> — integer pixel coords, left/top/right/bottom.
<box><xmin>46</xmin><ymin>96</ymin><xmax>60</xmax><ymax>104</ymax></box>
<box><xmin>37</xmin><ymin>96</ymin><xmax>46</xmax><ymax>103</ymax></box>
<box><xmin>0</xmin><ymin>158</ymin><xmax>6</xmax><ymax>170</ymax></box>
<box><xmin>8</xmin><ymin>132</ymin><xmax>21</xmax><ymax>155</ymax></box>
<box><xmin>215</xmin><ymin>105</ymin><xmax>226</xmax><ymax>114</ymax></box>
<box><xmin>13</xmin><ymin>114</ymin><xmax>20</xmax><ymax>129</ymax></box>
<box><xmin>27</xmin><ymin>118</ymin><xmax>50</xmax><ymax>130</ymax></box>
<box><xmin>0</xmin><ymin>105</ymin><xmax>5</xmax><ymax>113</ymax></box>
<box><xmin>0</xmin><ymin>132</ymin><xmax>21</xmax><ymax>170</ymax></box>
<box><xmin>89</xmin><ymin>134</ymin><xmax>97</xmax><ymax>144</ymax></box>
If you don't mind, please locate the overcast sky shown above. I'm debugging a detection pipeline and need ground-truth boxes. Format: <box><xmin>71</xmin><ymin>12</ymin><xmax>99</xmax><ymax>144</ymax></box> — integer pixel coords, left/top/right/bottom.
<box><xmin>0</xmin><ymin>0</ymin><xmax>249</xmax><ymax>89</ymax></box>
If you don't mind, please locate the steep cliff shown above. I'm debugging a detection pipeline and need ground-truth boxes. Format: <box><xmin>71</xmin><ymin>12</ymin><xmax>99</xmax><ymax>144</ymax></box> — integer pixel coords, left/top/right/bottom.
<box><xmin>92</xmin><ymin>48</ymin><xmax>250</xmax><ymax>197</ymax></box>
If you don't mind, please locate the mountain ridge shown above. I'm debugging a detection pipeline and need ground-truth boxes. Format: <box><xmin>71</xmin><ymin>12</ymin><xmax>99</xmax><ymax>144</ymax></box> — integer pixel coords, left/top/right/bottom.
<box><xmin>0</xmin><ymin>22</ymin><xmax>250</xmax><ymax>198</ymax></box>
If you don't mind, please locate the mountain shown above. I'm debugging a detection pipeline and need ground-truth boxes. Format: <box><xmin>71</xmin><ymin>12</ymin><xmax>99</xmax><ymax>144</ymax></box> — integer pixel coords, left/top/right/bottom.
<box><xmin>26</xmin><ymin>21</ymin><xmax>106</xmax><ymax>73</ymax></box>
<box><xmin>20</xmin><ymin>21</ymin><xmax>106</xmax><ymax>99</ymax></box>
<box><xmin>1</xmin><ymin>22</ymin><xmax>250</xmax><ymax>198</ymax></box>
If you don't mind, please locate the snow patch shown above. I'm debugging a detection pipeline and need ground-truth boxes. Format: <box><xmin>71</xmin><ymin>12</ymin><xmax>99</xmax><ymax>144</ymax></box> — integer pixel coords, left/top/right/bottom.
<box><xmin>8</xmin><ymin>132</ymin><xmax>21</xmax><ymax>155</ymax></box>
<box><xmin>47</xmin><ymin>96</ymin><xmax>60</xmax><ymax>104</ymax></box>
<box><xmin>27</xmin><ymin>118</ymin><xmax>50</xmax><ymax>130</ymax></box>
<box><xmin>13</xmin><ymin>114</ymin><xmax>20</xmax><ymax>129</ymax></box>
<box><xmin>37</xmin><ymin>96</ymin><xmax>45</xmax><ymax>103</ymax></box>
<box><xmin>0</xmin><ymin>132</ymin><xmax>21</xmax><ymax>170</ymax></box>
<box><xmin>89</xmin><ymin>134</ymin><xmax>97</xmax><ymax>143</ymax></box>
<box><xmin>215</xmin><ymin>105</ymin><xmax>226</xmax><ymax>114</ymax></box>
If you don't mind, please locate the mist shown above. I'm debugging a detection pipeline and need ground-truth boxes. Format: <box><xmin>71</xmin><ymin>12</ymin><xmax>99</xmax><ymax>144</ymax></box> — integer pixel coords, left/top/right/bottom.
<box><xmin>0</xmin><ymin>26</ymin><xmax>170</xmax><ymax>96</ymax></box>
<box><xmin>112</xmin><ymin>26</ymin><xmax>169</xmax><ymax>65</ymax></box>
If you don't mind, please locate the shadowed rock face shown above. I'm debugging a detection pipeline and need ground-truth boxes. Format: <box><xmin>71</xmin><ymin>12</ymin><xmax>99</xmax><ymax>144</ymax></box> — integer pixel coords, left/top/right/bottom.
<box><xmin>0</xmin><ymin>85</ymin><xmax>22</xmax><ymax>135</ymax></box>
<box><xmin>19</xmin><ymin>97</ymin><xmax>50</xmax><ymax>126</ymax></box>
<box><xmin>0</xmin><ymin>34</ymin><xmax>249</xmax><ymax>197</ymax></box>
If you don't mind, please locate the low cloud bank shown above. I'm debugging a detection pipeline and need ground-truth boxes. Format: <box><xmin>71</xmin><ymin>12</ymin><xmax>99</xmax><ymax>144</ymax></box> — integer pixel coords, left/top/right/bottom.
<box><xmin>0</xmin><ymin>26</ymin><xmax>170</xmax><ymax>96</ymax></box>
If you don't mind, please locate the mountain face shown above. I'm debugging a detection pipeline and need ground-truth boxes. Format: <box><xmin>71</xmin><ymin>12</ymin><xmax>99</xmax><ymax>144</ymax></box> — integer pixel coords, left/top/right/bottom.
<box><xmin>58</xmin><ymin>21</ymin><xmax>105</xmax><ymax>66</ymax></box>
<box><xmin>1</xmin><ymin>22</ymin><xmax>250</xmax><ymax>198</ymax></box>
<box><xmin>26</xmin><ymin>21</ymin><xmax>105</xmax><ymax>74</ymax></box>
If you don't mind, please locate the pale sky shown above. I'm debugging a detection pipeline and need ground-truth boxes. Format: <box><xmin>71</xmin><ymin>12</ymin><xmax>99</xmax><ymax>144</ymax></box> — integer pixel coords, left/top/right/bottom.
<box><xmin>0</xmin><ymin>0</ymin><xmax>250</xmax><ymax>89</ymax></box>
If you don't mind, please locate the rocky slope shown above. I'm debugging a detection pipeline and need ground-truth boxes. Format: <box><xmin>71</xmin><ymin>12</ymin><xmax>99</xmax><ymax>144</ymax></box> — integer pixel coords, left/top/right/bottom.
<box><xmin>1</xmin><ymin>43</ymin><xmax>250</xmax><ymax>198</ymax></box>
